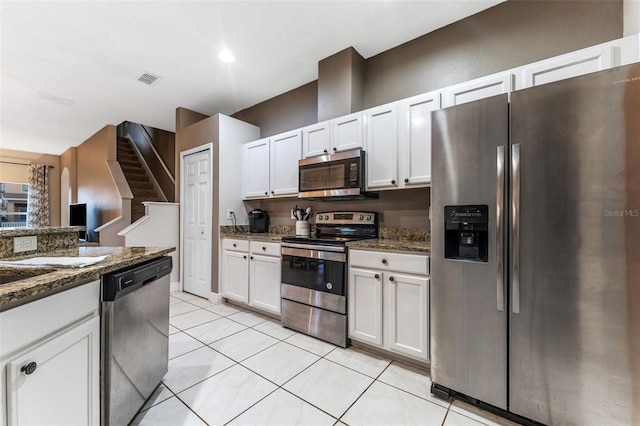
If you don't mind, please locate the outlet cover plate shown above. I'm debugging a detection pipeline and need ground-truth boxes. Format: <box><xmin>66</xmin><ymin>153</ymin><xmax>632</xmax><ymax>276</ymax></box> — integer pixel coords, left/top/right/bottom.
<box><xmin>14</xmin><ymin>236</ymin><xmax>38</xmax><ymax>253</ymax></box>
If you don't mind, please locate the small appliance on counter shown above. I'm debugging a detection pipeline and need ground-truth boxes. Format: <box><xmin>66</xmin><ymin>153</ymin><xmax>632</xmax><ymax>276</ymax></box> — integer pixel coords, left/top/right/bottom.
<box><xmin>248</xmin><ymin>209</ymin><xmax>269</xmax><ymax>233</ymax></box>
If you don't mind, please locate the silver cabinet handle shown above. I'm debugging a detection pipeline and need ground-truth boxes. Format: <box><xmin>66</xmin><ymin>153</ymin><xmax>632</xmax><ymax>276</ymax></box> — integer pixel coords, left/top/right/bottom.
<box><xmin>496</xmin><ymin>145</ymin><xmax>505</xmax><ymax>312</ymax></box>
<box><xmin>511</xmin><ymin>143</ymin><xmax>521</xmax><ymax>314</ymax></box>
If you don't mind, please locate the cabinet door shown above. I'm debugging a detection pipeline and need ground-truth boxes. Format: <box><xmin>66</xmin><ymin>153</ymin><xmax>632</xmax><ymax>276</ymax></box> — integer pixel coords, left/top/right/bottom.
<box><xmin>222</xmin><ymin>250</ymin><xmax>249</xmax><ymax>304</ymax></box>
<box><xmin>302</xmin><ymin>122</ymin><xmax>331</xmax><ymax>158</ymax></box>
<box><xmin>348</xmin><ymin>267</ymin><xmax>383</xmax><ymax>346</ymax></box>
<box><xmin>249</xmin><ymin>254</ymin><xmax>282</xmax><ymax>315</ymax></box>
<box><xmin>399</xmin><ymin>92</ymin><xmax>441</xmax><ymax>188</ymax></box>
<box><xmin>387</xmin><ymin>274</ymin><xmax>429</xmax><ymax>361</ymax></box>
<box><xmin>5</xmin><ymin>316</ymin><xmax>100</xmax><ymax>426</ymax></box>
<box><xmin>332</xmin><ymin>112</ymin><xmax>364</xmax><ymax>153</ymax></box>
<box><xmin>366</xmin><ymin>103</ymin><xmax>399</xmax><ymax>190</ymax></box>
<box><xmin>443</xmin><ymin>72</ymin><xmax>513</xmax><ymax>107</ymax></box>
<box><xmin>270</xmin><ymin>130</ymin><xmax>302</xmax><ymax>196</ymax></box>
<box><xmin>521</xmin><ymin>45</ymin><xmax>615</xmax><ymax>89</ymax></box>
<box><xmin>243</xmin><ymin>139</ymin><xmax>270</xmax><ymax>198</ymax></box>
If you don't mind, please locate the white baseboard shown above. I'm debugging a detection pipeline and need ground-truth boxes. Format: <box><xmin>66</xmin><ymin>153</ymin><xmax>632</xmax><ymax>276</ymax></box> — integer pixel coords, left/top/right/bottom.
<box><xmin>170</xmin><ymin>281</ymin><xmax>182</xmax><ymax>293</ymax></box>
<box><xmin>209</xmin><ymin>292</ymin><xmax>223</xmax><ymax>305</ymax></box>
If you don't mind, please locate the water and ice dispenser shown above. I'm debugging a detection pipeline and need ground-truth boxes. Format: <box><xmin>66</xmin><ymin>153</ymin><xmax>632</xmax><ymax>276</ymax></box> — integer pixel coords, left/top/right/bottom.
<box><xmin>444</xmin><ymin>205</ymin><xmax>489</xmax><ymax>262</ymax></box>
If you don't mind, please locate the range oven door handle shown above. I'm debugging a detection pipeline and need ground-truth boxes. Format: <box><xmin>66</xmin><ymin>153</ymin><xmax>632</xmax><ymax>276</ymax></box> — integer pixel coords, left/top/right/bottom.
<box><xmin>281</xmin><ymin>246</ymin><xmax>346</xmax><ymax>262</ymax></box>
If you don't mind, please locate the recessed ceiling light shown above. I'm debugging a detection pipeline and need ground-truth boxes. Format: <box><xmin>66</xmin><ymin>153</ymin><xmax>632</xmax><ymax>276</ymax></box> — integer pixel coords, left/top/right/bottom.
<box><xmin>218</xmin><ymin>49</ymin><xmax>235</xmax><ymax>63</ymax></box>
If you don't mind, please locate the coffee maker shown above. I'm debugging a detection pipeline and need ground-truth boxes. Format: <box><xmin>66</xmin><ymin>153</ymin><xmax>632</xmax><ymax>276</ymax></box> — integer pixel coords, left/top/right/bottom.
<box><xmin>248</xmin><ymin>209</ymin><xmax>269</xmax><ymax>233</ymax></box>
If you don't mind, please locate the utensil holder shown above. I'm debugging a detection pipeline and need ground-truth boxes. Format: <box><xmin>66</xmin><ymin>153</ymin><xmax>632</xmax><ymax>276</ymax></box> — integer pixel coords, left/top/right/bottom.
<box><xmin>295</xmin><ymin>220</ymin><xmax>310</xmax><ymax>236</ymax></box>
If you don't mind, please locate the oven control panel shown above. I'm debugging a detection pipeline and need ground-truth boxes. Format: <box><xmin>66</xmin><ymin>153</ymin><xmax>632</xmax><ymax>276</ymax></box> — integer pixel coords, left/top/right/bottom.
<box><xmin>315</xmin><ymin>211</ymin><xmax>377</xmax><ymax>225</ymax></box>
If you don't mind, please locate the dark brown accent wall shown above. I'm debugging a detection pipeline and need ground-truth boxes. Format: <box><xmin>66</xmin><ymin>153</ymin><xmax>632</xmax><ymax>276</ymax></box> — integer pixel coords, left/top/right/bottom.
<box><xmin>77</xmin><ymin>125</ymin><xmax>119</xmax><ymax>242</ymax></box>
<box><xmin>318</xmin><ymin>47</ymin><xmax>364</xmax><ymax>121</ymax></box>
<box><xmin>364</xmin><ymin>0</ymin><xmax>623</xmax><ymax>108</ymax></box>
<box><xmin>232</xmin><ymin>81</ymin><xmax>318</xmax><ymax>138</ymax></box>
<box><xmin>176</xmin><ymin>107</ymin><xmax>208</xmax><ymax>131</ymax></box>
<box><xmin>142</xmin><ymin>125</ymin><xmax>176</xmax><ymax>177</ymax></box>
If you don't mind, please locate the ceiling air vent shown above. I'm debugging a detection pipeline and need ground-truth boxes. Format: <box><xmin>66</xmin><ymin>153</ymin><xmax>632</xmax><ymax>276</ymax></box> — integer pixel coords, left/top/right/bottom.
<box><xmin>137</xmin><ymin>72</ymin><xmax>161</xmax><ymax>85</ymax></box>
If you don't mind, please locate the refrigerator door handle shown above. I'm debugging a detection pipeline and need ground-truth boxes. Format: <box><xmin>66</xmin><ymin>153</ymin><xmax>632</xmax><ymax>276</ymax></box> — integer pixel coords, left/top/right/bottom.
<box><xmin>496</xmin><ymin>145</ymin><xmax>505</xmax><ymax>312</ymax></box>
<box><xmin>511</xmin><ymin>143</ymin><xmax>521</xmax><ymax>314</ymax></box>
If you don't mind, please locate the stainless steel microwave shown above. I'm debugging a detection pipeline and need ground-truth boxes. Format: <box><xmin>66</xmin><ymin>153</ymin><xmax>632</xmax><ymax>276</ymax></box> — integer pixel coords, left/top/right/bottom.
<box><xmin>298</xmin><ymin>149</ymin><xmax>376</xmax><ymax>200</ymax></box>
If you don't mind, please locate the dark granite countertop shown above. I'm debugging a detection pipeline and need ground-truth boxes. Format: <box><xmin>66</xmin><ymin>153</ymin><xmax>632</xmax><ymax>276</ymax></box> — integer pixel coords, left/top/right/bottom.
<box><xmin>0</xmin><ymin>226</ymin><xmax>86</xmax><ymax>237</ymax></box>
<box><xmin>0</xmin><ymin>246</ymin><xmax>175</xmax><ymax>311</ymax></box>
<box><xmin>346</xmin><ymin>238</ymin><xmax>430</xmax><ymax>254</ymax></box>
<box><xmin>220</xmin><ymin>226</ymin><xmax>430</xmax><ymax>254</ymax></box>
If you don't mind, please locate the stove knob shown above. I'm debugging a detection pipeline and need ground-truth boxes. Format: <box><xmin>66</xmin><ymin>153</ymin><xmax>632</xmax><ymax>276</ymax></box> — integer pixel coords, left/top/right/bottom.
<box><xmin>324</xmin><ymin>215</ymin><xmax>329</xmax><ymax>220</ymax></box>
<box><xmin>317</xmin><ymin>215</ymin><xmax>322</xmax><ymax>221</ymax></box>
<box><xmin>366</xmin><ymin>215</ymin><xmax>371</xmax><ymax>220</ymax></box>
<box><xmin>326</xmin><ymin>282</ymin><xmax>333</xmax><ymax>290</ymax></box>
<box><xmin>359</xmin><ymin>215</ymin><xmax>364</xmax><ymax>220</ymax></box>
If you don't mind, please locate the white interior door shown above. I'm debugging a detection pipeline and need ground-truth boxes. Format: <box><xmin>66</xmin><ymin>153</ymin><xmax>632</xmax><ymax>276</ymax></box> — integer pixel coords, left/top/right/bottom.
<box><xmin>181</xmin><ymin>147</ymin><xmax>212</xmax><ymax>298</ymax></box>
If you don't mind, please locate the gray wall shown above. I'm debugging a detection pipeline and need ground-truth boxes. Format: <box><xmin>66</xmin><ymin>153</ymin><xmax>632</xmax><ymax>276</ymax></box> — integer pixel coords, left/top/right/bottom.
<box><xmin>233</xmin><ymin>0</ymin><xmax>622</xmax><ymax>133</ymax></box>
<box><xmin>232</xmin><ymin>81</ymin><xmax>318</xmax><ymax>138</ymax></box>
<box><xmin>364</xmin><ymin>0</ymin><xmax>623</xmax><ymax>108</ymax></box>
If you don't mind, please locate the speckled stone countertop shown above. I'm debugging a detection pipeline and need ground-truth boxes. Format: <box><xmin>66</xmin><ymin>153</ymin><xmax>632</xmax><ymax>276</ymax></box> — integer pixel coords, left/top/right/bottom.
<box><xmin>220</xmin><ymin>225</ymin><xmax>430</xmax><ymax>253</ymax></box>
<box><xmin>346</xmin><ymin>238</ymin><xmax>430</xmax><ymax>253</ymax></box>
<box><xmin>220</xmin><ymin>225</ymin><xmax>293</xmax><ymax>242</ymax></box>
<box><xmin>0</xmin><ymin>226</ymin><xmax>85</xmax><ymax>237</ymax></box>
<box><xmin>0</xmin><ymin>246</ymin><xmax>175</xmax><ymax>311</ymax></box>
<box><xmin>348</xmin><ymin>227</ymin><xmax>430</xmax><ymax>253</ymax></box>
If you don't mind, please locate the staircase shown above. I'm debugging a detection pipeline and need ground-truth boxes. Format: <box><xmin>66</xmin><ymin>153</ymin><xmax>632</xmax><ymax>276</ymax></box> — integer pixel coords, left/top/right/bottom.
<box><xmin>117</xmin><ymin>137</ymin><xmax>164</xmax><ymax>222</ymax></box>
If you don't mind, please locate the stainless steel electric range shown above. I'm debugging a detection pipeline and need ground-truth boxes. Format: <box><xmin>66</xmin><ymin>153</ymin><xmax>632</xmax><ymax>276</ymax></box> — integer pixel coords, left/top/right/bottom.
<box><xmin>280</xmin><ymin>211</ymin><xmax>377</xmax><ymax>347</ymax></box>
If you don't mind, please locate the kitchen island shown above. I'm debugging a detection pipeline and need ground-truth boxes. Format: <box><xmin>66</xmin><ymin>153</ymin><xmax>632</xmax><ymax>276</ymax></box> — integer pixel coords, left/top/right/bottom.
<box><xmin>0</xmin><ymin>245</ymin><xmax>174</xmax><ymax>426</ymax></box>
<box><xmin>0</xmin><ymin>246</ymin><xmax>174</xmax><ymax>311</ymax></box>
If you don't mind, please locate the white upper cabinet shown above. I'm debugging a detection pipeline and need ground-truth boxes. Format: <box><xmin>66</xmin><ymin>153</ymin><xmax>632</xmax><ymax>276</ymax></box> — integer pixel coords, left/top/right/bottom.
<box><xmin>302</xmin><ymin>121</ymin><xmax>332</xmax><ymax>157</ymax></box>
<box><xmin>366</xmin><ymin>103</ymin><xmax>399</xmax><ymax>190</ymax></box>
<box><xmin>243</xmin><ymin>130</ymin><xmax>301</xmax><ymax>199</ymax></box>
<box><xmin>302</xmin><ymin>112</ymin><xmax>364</xmax><ymax>158</ymax></box>
<box><xmin>398</xmin><ymin>91</ymin><xmax>441</xmax><ymax>188</ymax></box>
<box><xmin>270</xmin><ymin>130</ymin><xmax>302</xmax><ymax>196</ymax></box>
<box><xmin>332</xmin><ymin>112</ymin><xmax>364</xmax><ymax>153</ymax></box>
<box><xmin>243</xmin><ymin>138</ymin><xmax>270</xmax><ymax>198</ymax></box>
<box><xmin>443</xmin><ymin>71</ymin><xmax>513</xmax><ymax>108</ymax></box>
<box><xmin>519</xmin><ymin>45</ymin><xmax>615</xmax><ymax>89</ymax></box>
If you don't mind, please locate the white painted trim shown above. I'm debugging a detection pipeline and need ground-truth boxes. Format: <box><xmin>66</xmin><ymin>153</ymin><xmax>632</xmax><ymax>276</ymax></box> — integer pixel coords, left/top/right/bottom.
<box><xmin>170</xmin><ymin>281</ymin><xmax>181</xmax><ymax>293</ymax></box>
<box><xmin>209</xmin><ymin>292</ymin><xmax>223</xmax><ymax>305</ymax></box>
<box><xmin>180</xmin><ymin>143</ymin><xmax>214</xmax><ymax>299</ymax></box>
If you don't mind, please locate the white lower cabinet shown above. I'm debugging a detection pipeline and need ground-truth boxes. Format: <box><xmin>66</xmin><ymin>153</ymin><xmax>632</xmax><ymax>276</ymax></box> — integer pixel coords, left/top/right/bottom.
<box><xmin>0</xmin><ymin>280</ymin><xmax>100</xmax><ymax>426</ymax></box>
<box><xmin>221</xmin><ymin>238</ymin><xmax>282</xmax><ymax>315</ymax></box>
<box><xmin>348</xmin><ymin>250</ymin><xmax>430</xmax><ymax>362</ymax></box>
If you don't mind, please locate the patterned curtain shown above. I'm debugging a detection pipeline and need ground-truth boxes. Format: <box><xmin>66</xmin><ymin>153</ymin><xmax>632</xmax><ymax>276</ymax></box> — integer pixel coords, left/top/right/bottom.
<box><xmin>27</xmin><ymin>163</ymin><xmax>50</xmax><ymax>227</ymax></box>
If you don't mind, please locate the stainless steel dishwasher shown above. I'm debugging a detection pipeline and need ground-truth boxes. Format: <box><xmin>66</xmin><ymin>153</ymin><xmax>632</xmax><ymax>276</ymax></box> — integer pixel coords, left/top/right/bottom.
<box><xmin>100</xmin><ymin>256</ymin><xmax>172</xmax><ymax>426</ymax></box>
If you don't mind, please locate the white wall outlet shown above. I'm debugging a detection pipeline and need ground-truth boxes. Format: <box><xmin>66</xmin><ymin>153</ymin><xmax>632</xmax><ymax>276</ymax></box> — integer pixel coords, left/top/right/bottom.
<box><xmin>14</xmin><ymin>236</ymin><xmax>37</xmax><ymax>253</ymax></box>
<box><xmin>226</xmin><ymin>209</ymin><xmax>234</xmax><ymax>220</ymax></box>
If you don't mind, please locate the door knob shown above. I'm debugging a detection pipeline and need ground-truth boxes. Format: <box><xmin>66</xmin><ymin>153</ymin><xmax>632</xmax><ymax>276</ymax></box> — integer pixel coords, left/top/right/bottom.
<box><xmin>21</xmin><ymin>362</ymin><xmax>37</xmax><ymax>375</ymax></box>
<box><xmin>389</xmin><ymin>276</ymin><xmax>395</xmax><ymax>282</ymax></box>
<box><xmin>374</xmin><ymin>274</ymin><xmax>380</xmax><ymax>279</ymax></box>
<box><xmin>404</xmin><ymin>178</ymin><xmax>409</xmax><ymax>183</ymax></box>
<box><xmin>381</xmin><ymin>259</ymin><xmax>388</xmax><ymax>264</ymax></box>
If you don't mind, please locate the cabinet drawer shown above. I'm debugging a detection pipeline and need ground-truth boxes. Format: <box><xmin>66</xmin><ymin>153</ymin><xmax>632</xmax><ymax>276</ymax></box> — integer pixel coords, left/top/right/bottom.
<box><xmin>349</xmin><ymin>250</ymin><xmax>429</xmax><ymax>275</ymax></box>
<box><xmin>250</xmin><ymin>241</ymin><xmax>281</xmax><ymax>257</ymax></box>
<box><xmin>223</xmin><ymin>239</ymin><xmax>249</xmax><ymax>252</ymax></box>
<box><xmin>0</xmin><ymin>280</ymin><xmax>100</xmax><ymax>356</ymax></box>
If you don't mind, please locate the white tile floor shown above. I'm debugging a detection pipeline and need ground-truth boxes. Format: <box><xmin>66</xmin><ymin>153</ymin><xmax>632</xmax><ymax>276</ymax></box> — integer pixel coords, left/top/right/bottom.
<box><xmin>132</xmin><ymin>291</ymin><xmax>521</xmax><ymax>426</ymax></box>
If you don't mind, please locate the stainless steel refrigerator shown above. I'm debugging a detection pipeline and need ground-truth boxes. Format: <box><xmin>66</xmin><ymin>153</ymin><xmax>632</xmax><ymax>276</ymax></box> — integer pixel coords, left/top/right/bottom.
<box><xmin>430</xmin><ymin>63</ymin><xmax>640</xmax><ymax>425</ymax></box>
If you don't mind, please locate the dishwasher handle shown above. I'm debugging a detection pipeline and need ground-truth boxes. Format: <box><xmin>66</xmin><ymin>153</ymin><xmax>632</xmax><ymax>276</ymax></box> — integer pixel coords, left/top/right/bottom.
<box><xmin>102</xmin><ymin>256</ymin><xmax>172</xmax><ymax>301</ymax></box>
